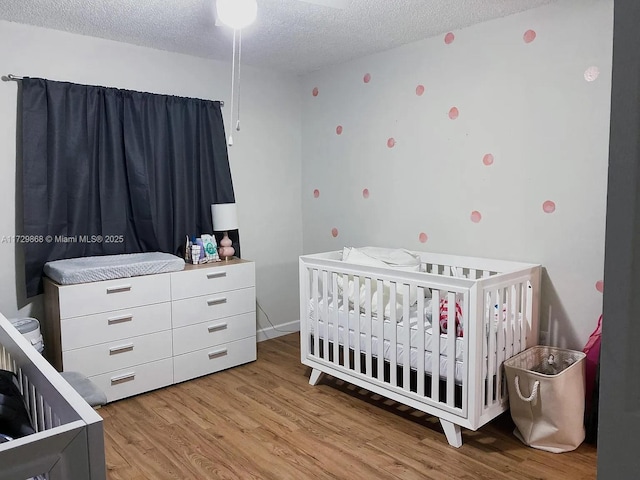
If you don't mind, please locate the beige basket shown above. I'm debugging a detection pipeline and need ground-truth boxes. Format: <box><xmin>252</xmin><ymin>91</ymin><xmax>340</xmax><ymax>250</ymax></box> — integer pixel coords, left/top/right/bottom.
<box><xmin>504</xmin><ymin>346</ymin><xmax>586</xmax><ymax>453</ymax></box>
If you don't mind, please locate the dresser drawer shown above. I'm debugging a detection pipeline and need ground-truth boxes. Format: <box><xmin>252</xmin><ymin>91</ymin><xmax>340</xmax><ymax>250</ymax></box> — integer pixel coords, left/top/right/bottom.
<box><xmin>62</xmin><ymin>330</ymin><xmax>173</xmax><ymax>377</ymax></box>
<box><xmin>170</xmin><ymin>261</ymin><xmax>255</xmax><ymax>300</ymax></box>
<box><xmin>60</xmin><ymin>302</ymin><xmax>171</xmax><ymax>351</ymax></box>
<box><xmin>89</xmin><ymin>357</ymin><xmax>173</xmax><ymax>403</ymax></box>
<box><xmin>173</xmin><ymin>312</ymin><xmax>255</xmax><ymax>356</ymax></box>
<box><xmin>173</xmin><ymin>336</ymin><xmax>256</xmax><ymax>383</ymax></box>
<box><xmin>171</xmin><ymin>287</ymin><xmax>255</xmax><ymax>328</ymax></box>
<box><xmin>57</xmin><ymin>274</ymin><xmax>171</xmax><ymax>318</ymax></box>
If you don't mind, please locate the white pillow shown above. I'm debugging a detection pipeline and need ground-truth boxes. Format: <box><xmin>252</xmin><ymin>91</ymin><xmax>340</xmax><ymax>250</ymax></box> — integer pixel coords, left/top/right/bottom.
<box><xmin>338</xmin><ymin>247</ymin><xmax>422</xmax><ymax>319</ymax></box>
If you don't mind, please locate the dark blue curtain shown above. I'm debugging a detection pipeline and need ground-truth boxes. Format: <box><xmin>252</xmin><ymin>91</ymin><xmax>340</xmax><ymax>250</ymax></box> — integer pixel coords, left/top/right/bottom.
<box><xmin>21</xmin><ymin>78</ymin><xmax>237</xmax><ymax>297</ymax></box>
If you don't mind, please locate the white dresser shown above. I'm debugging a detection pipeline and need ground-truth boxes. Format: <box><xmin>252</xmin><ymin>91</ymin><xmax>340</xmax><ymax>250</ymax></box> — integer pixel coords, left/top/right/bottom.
<box><xmin>43</xmin><ymin>258</ymin><xmax>256</xmax><ymax>402</ymax></box>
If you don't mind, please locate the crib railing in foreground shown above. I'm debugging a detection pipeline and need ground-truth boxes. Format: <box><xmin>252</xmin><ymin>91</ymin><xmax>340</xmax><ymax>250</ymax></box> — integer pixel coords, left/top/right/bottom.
<box><xmin>0</xmin><ymin>314</ymin><xmax>106</xmax><ymax>480</ymax></box>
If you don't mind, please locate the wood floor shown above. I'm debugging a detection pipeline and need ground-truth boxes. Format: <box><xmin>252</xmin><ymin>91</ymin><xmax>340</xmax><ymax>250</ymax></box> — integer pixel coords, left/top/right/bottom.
<box><xmin>101</xmin><ymin>333</ymin><xmax>597</xmax><ymax>479</ymax></box>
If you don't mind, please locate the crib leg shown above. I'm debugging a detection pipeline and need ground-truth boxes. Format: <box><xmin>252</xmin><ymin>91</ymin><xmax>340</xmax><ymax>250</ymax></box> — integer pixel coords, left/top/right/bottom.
<box><xmin>440</xmin><ymin>419</ymin><xmax>463</xmax><ymax>448</ymax></box>
<box><xmin>309</xmin><ymin>368</ymin><xmax>324</xmax><ymax>386</ymax></box>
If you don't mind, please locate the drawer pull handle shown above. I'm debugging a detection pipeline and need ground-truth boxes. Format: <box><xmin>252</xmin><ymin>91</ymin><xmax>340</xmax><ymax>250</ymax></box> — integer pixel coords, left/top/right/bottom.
<box><xmin>110</xmin><ymin>372</ymin><xmax>135</xmax><ymax>385</ymax></box>
<box><xmin>207</xmin><ymin>297</ymin><xmax>227</xmax><ymax>306</ymax></box>
<box><xmin>208</xmin><ymin>348</ymin><xmax>228</xmax><ymax>359</ymax></box>
<box><xmin>107</xmin><ymin>314</ymin><xmax>133</xmax><ymax>325</ymax></box>
<box><xmin>106</xmin><ymin>284</ymin><xmax>132</xmax><ymax>294</ymax></box>
<box><xmin>208</xmin><ymin>322</ymin><xmax>228</xmax><ymax>333</ymax></box>
<box><xmin>109</xmin><ymin>343</ymin><xmax>134</xmax><ymax>355</ymax></box>
<box><xmin>206</xmin><ymin>271</ymin><xmax>227</xmax><ymax>279</ymax></box>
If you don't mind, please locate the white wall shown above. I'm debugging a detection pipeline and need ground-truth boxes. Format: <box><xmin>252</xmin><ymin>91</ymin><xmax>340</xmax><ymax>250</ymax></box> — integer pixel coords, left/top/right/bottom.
<box><xmin>0</xmin><ymin>20</ymin><xmax>303</xmax><ymax>337</ymax></box>
<box><xmin>301</xmin><ymin>0</ymin><xmax>613</xmax><ymax>350</ymax></box>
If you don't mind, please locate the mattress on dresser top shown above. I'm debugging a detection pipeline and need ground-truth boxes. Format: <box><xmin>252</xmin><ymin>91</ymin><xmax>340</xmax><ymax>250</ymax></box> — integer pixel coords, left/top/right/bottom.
<box><xmin>44</xmin><ymin>252</ymin><xmax>186</xmax><ymax>285</ymax></box>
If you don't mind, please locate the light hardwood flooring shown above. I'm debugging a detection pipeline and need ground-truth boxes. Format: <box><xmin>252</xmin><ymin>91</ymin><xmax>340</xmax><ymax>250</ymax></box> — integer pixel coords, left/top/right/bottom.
<box><xmin>101</xmin><ymin>333</ymin><xmax>597</xmax><ymax>479</ymax></box>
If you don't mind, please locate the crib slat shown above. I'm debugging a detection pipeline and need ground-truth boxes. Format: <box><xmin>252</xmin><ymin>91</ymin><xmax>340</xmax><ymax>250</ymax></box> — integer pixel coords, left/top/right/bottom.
<box><xmin>45</xmin><ymin>403</ymin><xmax>54</xmax><ymax>430</ymax></box>
<box><xmin>506</xmin><ymin>286</ymin><xmax>514</xmax><ymax>359</ymax></box>
<box><xmin>376</xmin><ymin>279</ymin><xmax>384</xmax><ymax>381</ymax></box>
<box><xmin>354</xmin><ymin>275</ymin><xmax>361</xmax><ymax>374</ymax></box>
<box><xmin>495</xmin><ymin>288</ymin><xmax>505</xmax><ymax>406</ymax></box>
<box><xmin>487</xmin><ymin>289</ymin><xmax>498</xmax><ymax>405</ymax></box>
<box><xmin>461</xmin><ymin>291</ymin><xmax>469</xmax><ymax>415</ymax></box>
<box><xmin>416</xmin><ymin>287</ymin><xmax>425</xmax><ymax>396</ymax></box>
<box><xmin>343</xmin><ymin>273</ymin><xmax>351</xmax><ymax>371</ymax></box>
<box><xmin>402</xmin><ymin>284</ymin><xmax>411</xmax><ymax>391</ymax></box>
<box><xmin>431</xmin><ymin>289</ymin><xmax>440</xmax><ymax>401</ymax></box>
<box><xmin>332</xmin><ymin>273</ymin><xmax>340</xmax><ymax>365</ymax></box>
<box><xmin>482</xmin><ymin>290</ymin><xmax>490</xmax><ymax>408</ymax></box>
<box><xmin>37</xmin><ymin>392</ymin><xmax>46</xmax><ymax>432</ymax></box>
<box><xmin>29</xmin><ymin>383</ymin><xmax>37</xmax><ymax>431</ymax></box>
<box><xmin>446</xmin><ymin>291</ymin><xmax>456</xmax><ymax>407</ymax></box>
<box><xmin>521</xmin><ymin>282</ymin><xmax>529</xmax><ymax>350</ymax></box>
<box><xmin>389</xmin><ymin>282</ymin><xmax>398</xmax><ymax>387</ymax></box>
<box><xmin>364</xmin><ymin>278</ymin><xmax>372</xmax><ymax>376</ymax></box>
<box><xmin>312</xmin><ymin>269</ymin><xmax>319</xmax><ymax>359</ymax></box>
<box><xmin>322</xmin><ymin>270</ymin><xmax>329</xmax><ymax>361</ymax></box>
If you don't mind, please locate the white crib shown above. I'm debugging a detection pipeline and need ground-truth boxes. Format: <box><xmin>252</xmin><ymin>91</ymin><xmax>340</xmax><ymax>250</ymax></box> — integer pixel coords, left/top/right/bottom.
<box><xmin>299</xmin><ymin>249</ymin><xmax>541</xmax><ymax>447</ymax></box>
<box><xmin>0</xmin><ymin>313</ymin><xmax>105</xmax><ymax>480</ymax></box>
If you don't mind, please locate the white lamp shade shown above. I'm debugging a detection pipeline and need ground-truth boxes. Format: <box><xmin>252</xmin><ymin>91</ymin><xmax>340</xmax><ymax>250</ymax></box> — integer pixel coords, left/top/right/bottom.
<box><xmin>216</xmin><ymin>0</ymin><xmax>258</xmax><ymax>30</ymax></box>
<box><xmin>211</xmin><ymin>203</ymin><xmax>239</xmax><ymax>232</ymax></box>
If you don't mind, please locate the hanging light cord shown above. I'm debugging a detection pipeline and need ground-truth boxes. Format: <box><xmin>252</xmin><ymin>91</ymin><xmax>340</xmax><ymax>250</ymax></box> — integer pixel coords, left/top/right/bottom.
<box><xmin>236</xmin><ymin>29</ymin><xmax>242</xmax><ymax>132</ymax></box>
<box><xmin>228</xmin><ymin>29</ymin><xmax>237</xmax><ymax>146</ymax></box>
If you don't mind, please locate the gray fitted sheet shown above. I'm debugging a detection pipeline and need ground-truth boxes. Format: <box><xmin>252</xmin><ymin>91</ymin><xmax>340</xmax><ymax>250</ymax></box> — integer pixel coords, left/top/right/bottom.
<box><xmin>44</xmin><ymin>252</ymin><xmax>185</xmax><ymax>285</ymax></box>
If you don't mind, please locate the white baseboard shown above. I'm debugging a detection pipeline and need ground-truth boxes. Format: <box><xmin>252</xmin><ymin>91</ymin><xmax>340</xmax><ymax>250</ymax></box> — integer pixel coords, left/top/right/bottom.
<box><xmin>257</xmin><ymin>319</ymin><xmax>300</xmax><ymax>343</ymax></box>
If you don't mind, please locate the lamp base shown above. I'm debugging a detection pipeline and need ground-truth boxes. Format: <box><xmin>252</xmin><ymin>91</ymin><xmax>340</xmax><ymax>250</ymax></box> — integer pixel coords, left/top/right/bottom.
<box><xmin>219</xmin><ymin>232</ymin><xmax>235</xmax><ymax>261</ymax></box>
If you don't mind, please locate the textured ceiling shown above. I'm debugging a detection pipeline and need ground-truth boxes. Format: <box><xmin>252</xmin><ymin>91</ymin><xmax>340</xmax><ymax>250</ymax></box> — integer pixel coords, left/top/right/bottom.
<box><xmin>0</xmin><ymin>0</ymin><xmax>557</xmax><ymax>74</ymax></box>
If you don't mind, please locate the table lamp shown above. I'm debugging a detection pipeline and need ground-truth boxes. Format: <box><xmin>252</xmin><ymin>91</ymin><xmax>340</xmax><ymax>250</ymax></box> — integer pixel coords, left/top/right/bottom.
<box><xmin>211</xmin><ymin>203</ymin><xmax>238</xmax><ymax>261</ymax></box>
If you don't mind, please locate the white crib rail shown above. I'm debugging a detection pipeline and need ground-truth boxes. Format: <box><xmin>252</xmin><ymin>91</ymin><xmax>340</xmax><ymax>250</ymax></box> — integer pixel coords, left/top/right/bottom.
<box><xmin>0</xmin><ymin>314</ymin><xmax>105</xmax><ymax>480</ymax></box>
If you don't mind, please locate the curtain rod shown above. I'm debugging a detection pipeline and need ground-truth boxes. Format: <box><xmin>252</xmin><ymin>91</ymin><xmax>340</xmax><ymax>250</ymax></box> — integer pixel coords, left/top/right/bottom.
<box><xmin>1</xmin><ymin>74</ymin><xmax>224</xmax><ymax>106</ymax></box>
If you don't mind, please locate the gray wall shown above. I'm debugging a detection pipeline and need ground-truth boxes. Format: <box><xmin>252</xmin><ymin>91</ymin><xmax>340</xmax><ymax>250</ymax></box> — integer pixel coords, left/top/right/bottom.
<box><xmin>301</xmin><ymin>0</ymin><xmax>613</xmax><ymax>350</ymax></box>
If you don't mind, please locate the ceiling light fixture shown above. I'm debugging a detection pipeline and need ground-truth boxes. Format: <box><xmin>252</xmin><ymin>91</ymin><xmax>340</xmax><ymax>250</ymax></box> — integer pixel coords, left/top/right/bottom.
<box><xmin>216</xmin><ymin>0</ymin><xmax>257</xmax><ymax>147</ymax></box>
<box><xmin>216</xmin><ymin>0</ymin><xmax>257</xmax><ymax>30</ymax></box>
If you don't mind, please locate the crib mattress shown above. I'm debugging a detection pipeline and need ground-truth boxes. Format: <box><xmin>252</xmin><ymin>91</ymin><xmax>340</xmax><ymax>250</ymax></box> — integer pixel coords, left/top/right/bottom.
<box><xmin>44</xmin><ymin>252</ymin><xmax>185</xmax><ymax>285</ymax></box>
<box><xmin>309</xmin><ymin>298</ymin><xmax>465</xmax><ymax>360</ymax></box>
<box><xmin>308</xmin><ymin>298</ymin><xmax>518</xmax><ymax>382</ymax></box>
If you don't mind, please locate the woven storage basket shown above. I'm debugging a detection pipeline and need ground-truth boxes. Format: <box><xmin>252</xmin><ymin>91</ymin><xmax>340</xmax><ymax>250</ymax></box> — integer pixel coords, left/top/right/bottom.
<box><xmin>504</xmin><ymin>346</ymin><xmax>586</xmax><ymax>453</ymax></box>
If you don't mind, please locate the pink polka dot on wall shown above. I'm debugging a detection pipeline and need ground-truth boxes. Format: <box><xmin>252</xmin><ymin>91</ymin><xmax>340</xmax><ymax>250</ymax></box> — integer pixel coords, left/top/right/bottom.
<box><xmin>313</xmin><ymin>189</ymin><xmax>320</xmax><ymax>198</ymax></box>
<box><xmin>595</xmin><ymin>280</ymin><xmax>604</xmax><ymax>293</ymax></box>
<box><xmin>419</xmin><ymin>232</ymin><xmax>428</xmax><ymax>243</ymax></box>
<box><xmin>416</xmin><ymin>84</ymin><xmax>425</xmax><ymax>96</ymax></box>
<box><xmin>470</xmin><ymin>211</ymin><xmax>482</xmax><ymax>223</ymax></box>
<box><xmin>312</xmin><ymin>87</ymin><xmax>319</xmax><ymax>97</ymax></box>
<box><xmin>444</xmin><ymin>32</ymin><xmax>455</xmax><ymax>44</ymax></box>
<box><xmin>363</xmin><ymin>73</ymin><xmax>371</xmax><ymax>84</ymax></box>
<box><xmin>542</xmin><ymin>200</ymin><xmax>556</xmax><ymax>213</ymax></box>
<box><xmin>584</xmin><ymin>66</ymin><xmax>600</xmax><ymax>82</ymax></box>
<box><xmin>387</xmin><ymin>137</ymin><xmax>396</xmax><ymax>148</ymax></box>
<box><xmin>336</xmin><ymin>125</ymin><xmax>343</xmax><ymax>135</ymax></box>
<box><xmin>449</xmin><ymin>107</ymin><xmax>459</xmax><ymax>120</ymax></box>
<box><xmin>331</xmin><ymin>228</ymin><xmax>339</xmax><ymax>238</ymax></box>
<box><xmin>523</xmin><ymin>29</ymin><xmax>537</xmax><ymax>43</ymax></box>
<box><xmin>482</xmin><ymin>154</ymin><xmax>494</xmax><ymax>166</ymax></box>
<box><xmin>362</xmin><ymin>188</ymin><xmax>370</xmax><ymax>199</ymax></box>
